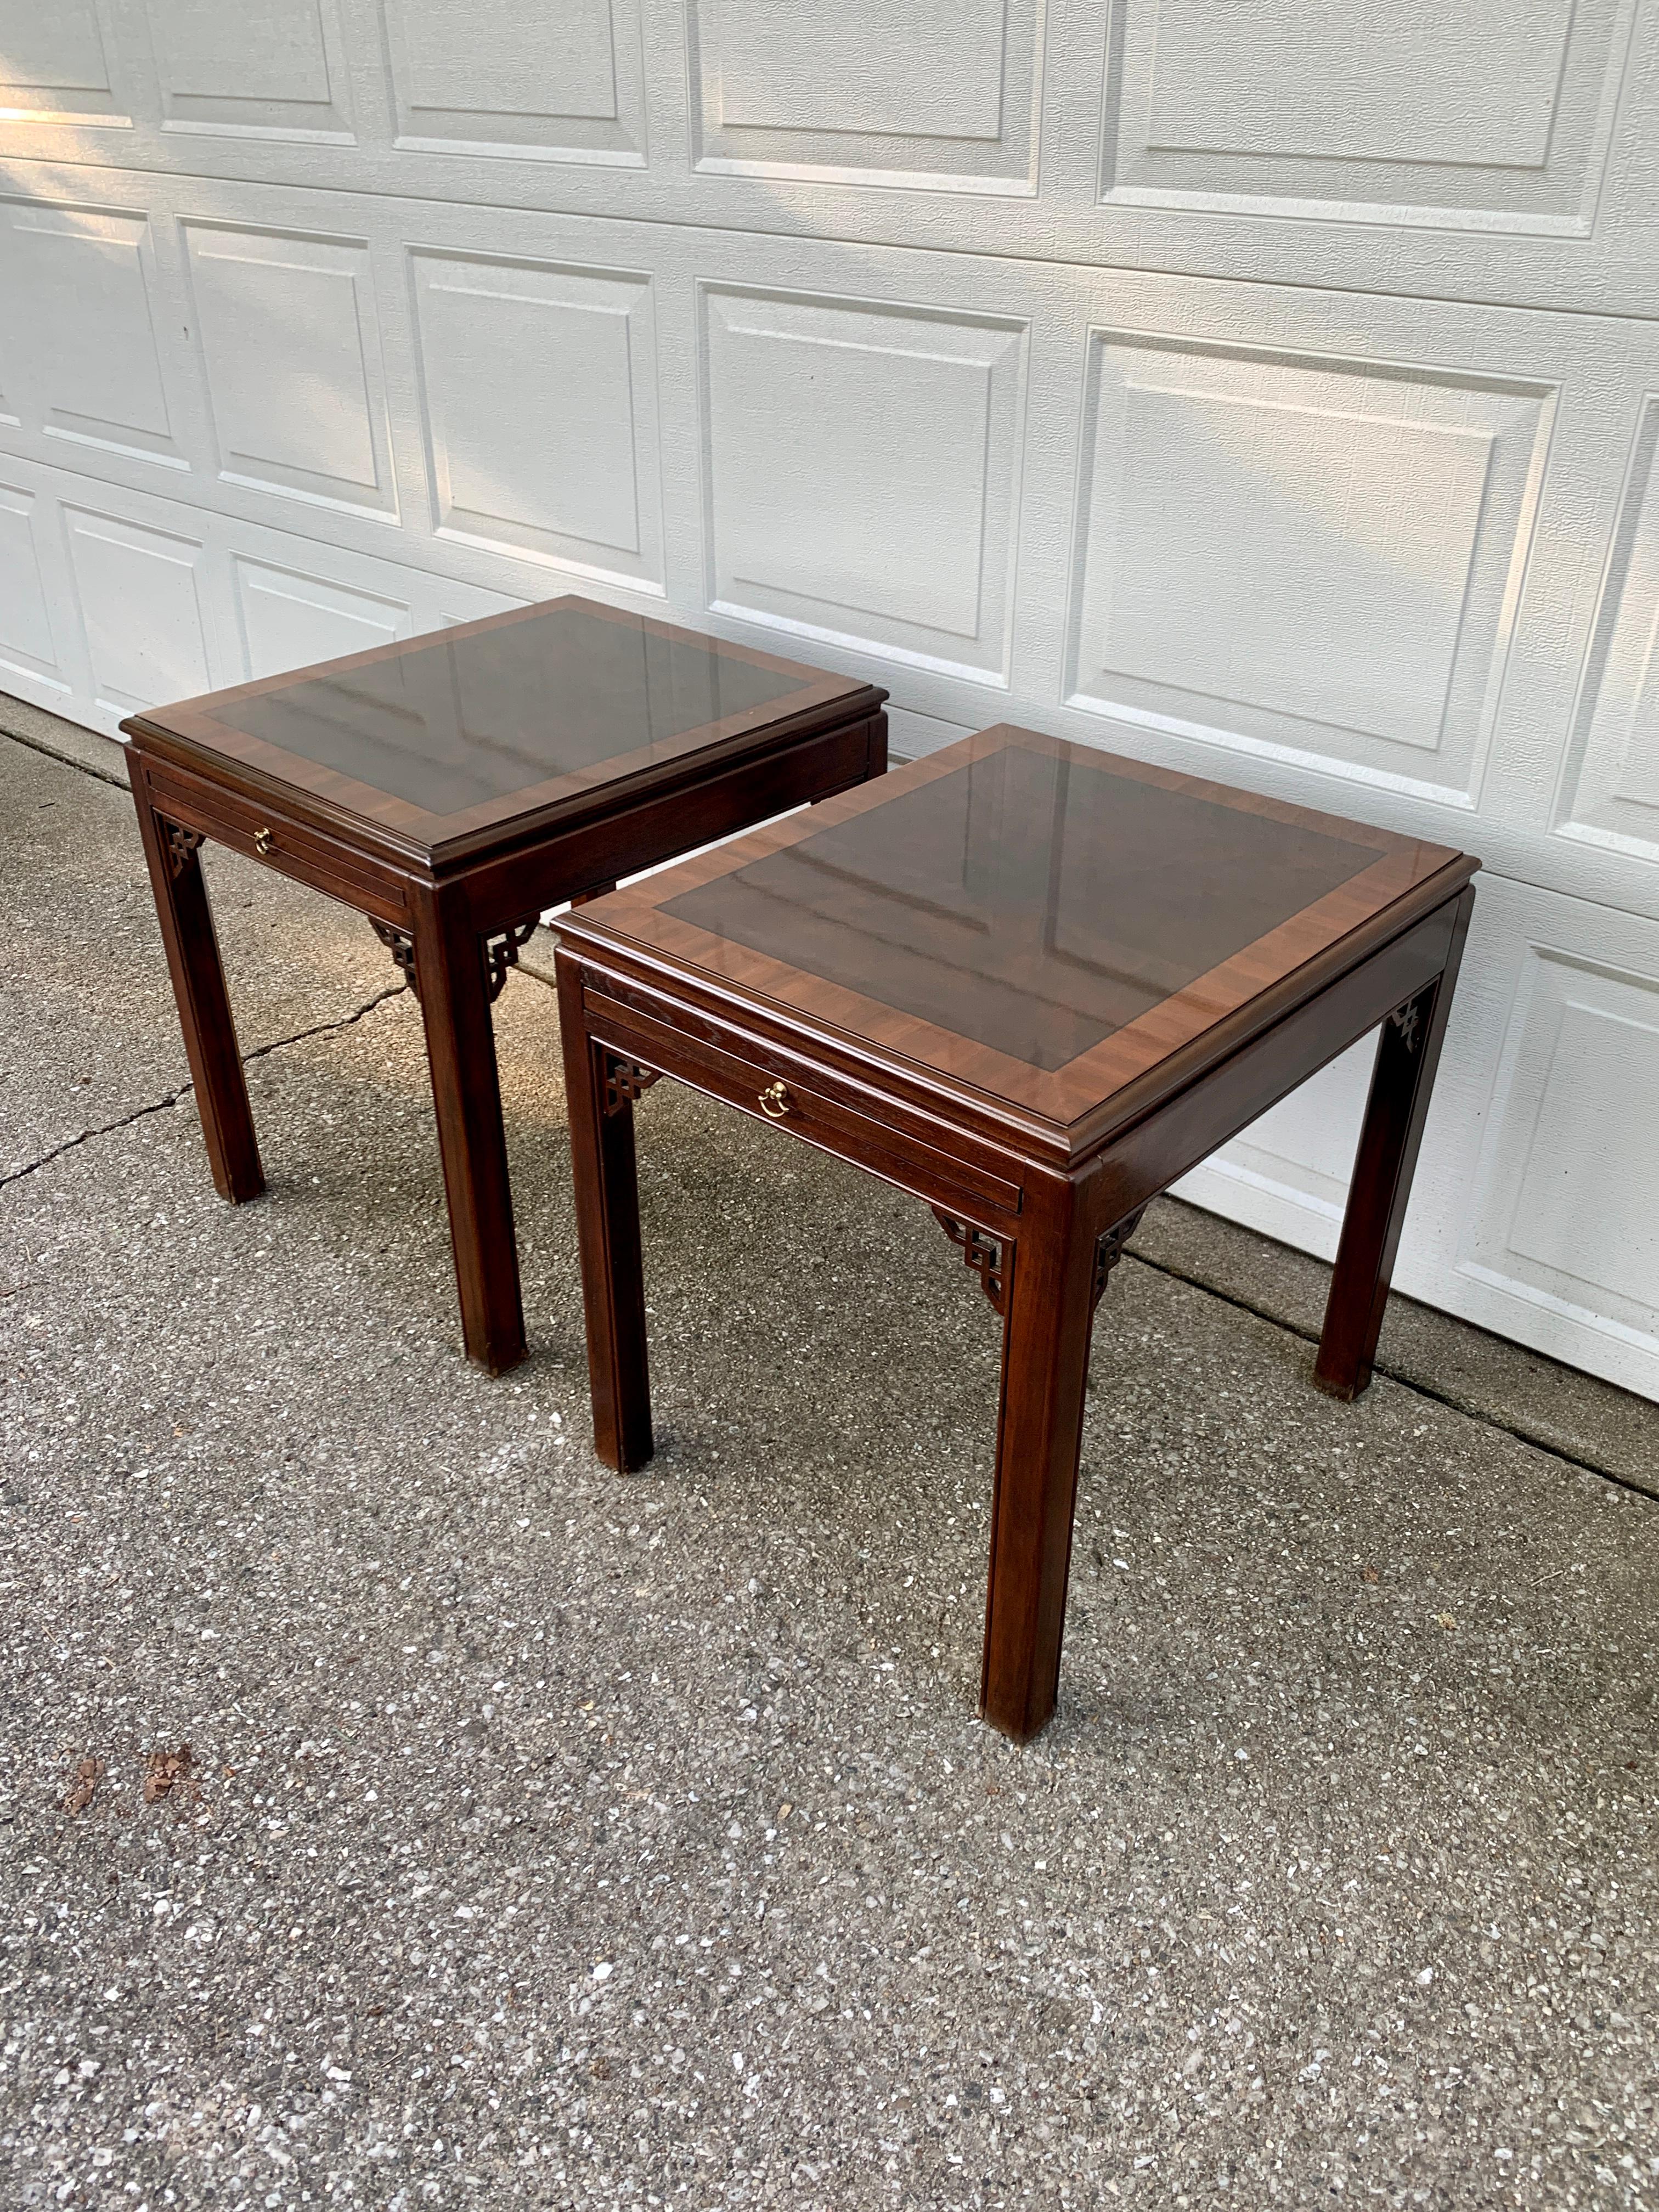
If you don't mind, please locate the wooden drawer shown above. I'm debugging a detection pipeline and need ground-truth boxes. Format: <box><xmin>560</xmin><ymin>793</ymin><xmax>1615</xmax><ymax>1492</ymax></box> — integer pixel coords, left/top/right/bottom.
<box><xmin>583</xmin><ymin>983</ymin><xmax>1023</xmax><ymax>1226</ymax></box>
<box><xmin>140</xmin><ymin>759</ymin><xmax>409</xmax><ymax>922</ymax></box>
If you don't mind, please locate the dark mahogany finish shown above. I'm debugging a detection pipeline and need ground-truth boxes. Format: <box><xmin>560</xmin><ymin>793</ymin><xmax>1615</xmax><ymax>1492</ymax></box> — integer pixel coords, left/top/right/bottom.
<box><xmin>552</xmin><ymin>724</ymin><xmax>1478</xmax><ymax>1742</ymax></box>
<box><xmin>122</xmin><ymin>594</ymin><xmax>887</xmax><ymax>1374</ymax></box>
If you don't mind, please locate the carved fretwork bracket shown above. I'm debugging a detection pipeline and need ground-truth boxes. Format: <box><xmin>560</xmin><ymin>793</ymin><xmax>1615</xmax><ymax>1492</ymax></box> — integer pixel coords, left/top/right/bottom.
<box><xmin>1091</xmin><ymin>1207</ymin><xmax>1147</xmax><ymax>1312</ymax></box>
<box><xmin>370</xmin><ymin>918</ymin><xmax>420</xmax><ymax>1000</ymax></box>
<box><xmin>931</xmin><ymin>1208</ymin><xmax>1007</xmax><ymax>1314</ymax></box>
<box><xmin>485</xmin><ymin>918</ymin><xmax>541</xmax><ymax>1003</ymax></box>
<box><xmin>161</xmin><ymin>821</ymin><xmax>205</xmax><ymax>880</ymax></box>
<box><xmin>1388</xmin><ymin>998</ymin><xmax>1423</xmax><ymax>1055</ymax></box>
<box><xmin>603</xmin><ymin>1055</ymin><xmax>661</xmax><ymax>1116</ymax></box>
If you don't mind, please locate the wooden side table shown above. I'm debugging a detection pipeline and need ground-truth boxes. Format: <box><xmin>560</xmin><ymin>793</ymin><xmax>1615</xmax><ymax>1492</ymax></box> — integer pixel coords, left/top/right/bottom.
<box><xmin>551</xmin><ymin>725</ymin><xmax>1479</xmax><ymax>1741</ymax></box>
<box><xmin>122</xmin><ymin>595</ymin><xmax>885</xmax><ymax>1375</ymax></box>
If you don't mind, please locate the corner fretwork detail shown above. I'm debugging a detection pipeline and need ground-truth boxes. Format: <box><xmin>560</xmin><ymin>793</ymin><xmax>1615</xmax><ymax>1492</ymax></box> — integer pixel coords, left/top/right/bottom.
<box><xmin>485</xmin><ymin>918</ymin><xmax>541</xmax><ymax>1003</ymax></box>
<box><xmin>1388</xmin><ymin>997</ymin><xmax>1424</xmax><ymax>1054</ymax></box>
<box><xmin>604</xmin><ymin>1056</ymin><xmax>661</xmax><ymax>1116</ymax></box>
<box><xmin>1091</xmin><ymin>1207</ymin><xmax>1147</xmax><ymax>1312</ymax></box>
<box><xmin>161</xmin><ymin>821</ymin><xmax>206</xmax><ymax>880</ymax></box>
<box><xmin>931</xmin><ymin>1209</ymin><xmax>1007</xmax><ymax>1314</ymax></box>
<box><xmin>370</xmin><ymin>918</ymin><xmax>420</xmax><ymax>1000</ymax></box>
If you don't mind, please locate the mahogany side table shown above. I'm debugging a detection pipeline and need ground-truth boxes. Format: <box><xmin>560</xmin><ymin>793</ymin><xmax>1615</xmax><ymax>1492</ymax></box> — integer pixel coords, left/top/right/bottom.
<box><xmin>551</xmin><ymin>724</ymin><xmax>1479</xmax><ymax>1741</ymax></box>
<box><xmin>121</xmin><ymin>595</ymin><xmax>886</xmax><ymax>1374</ymax></box>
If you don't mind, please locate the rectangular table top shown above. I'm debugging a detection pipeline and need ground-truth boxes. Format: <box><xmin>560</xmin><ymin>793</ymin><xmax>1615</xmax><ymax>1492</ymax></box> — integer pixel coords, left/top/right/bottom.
<box><xmin>558</xmin><ymin>724</ymin><xmax>1478</xmax><ymax>1137</ymax></box>
<box><xmin>122</xmin><ymin>595</ymin><xmax>883</xmax><ymax>861</ymax></box>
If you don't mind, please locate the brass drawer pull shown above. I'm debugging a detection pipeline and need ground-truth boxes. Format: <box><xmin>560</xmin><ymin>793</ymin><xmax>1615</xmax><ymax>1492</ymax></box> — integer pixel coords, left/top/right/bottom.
<box><xmin>758</xmin><ymin>1080</ymin><xmax>791</xmax><ymax>1119</ymax></box>
<box><xmin>253</xmin><ymin>826</ymin><xmax>275</xmax><ymax>855</ymax></box>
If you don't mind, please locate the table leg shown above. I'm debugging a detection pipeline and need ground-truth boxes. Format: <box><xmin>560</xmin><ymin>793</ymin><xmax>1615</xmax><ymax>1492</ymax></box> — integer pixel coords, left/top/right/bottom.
<box><xmin>979</xmin><ymin>1183</ymin><xmax>1098</xmax><ymax>1742</ymax></box>
<box><xmin>1314</xmin><ymin>885</ymin><xmax>1476</xmax><ymax>1401</ymax></box>
<box><xmin>132</xmin><ymin>793</ymin><xmax>263</xmax><ymax>1203</ymax></box>
<box><xmin>555</xmin><ymin>950</ymin><xmax>654</xmax><ymax>1471</ymax></box>
<box><xmin>411</xmin><ymin>888</ymin><xmax>525</xmax><ymax>1376</ymax></box>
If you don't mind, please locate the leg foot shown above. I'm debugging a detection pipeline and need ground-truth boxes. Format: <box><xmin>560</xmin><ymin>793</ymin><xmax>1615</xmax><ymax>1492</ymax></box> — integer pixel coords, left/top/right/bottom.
<box><xmin>413</xmin><ymin>889</ymin><xmax>525</xmax><ymax>1375</ymax></box>
<box><xmin>979</xmin><ymin>1180</ymin><xmax>1097</xmax><ymax>1742</ymax></box>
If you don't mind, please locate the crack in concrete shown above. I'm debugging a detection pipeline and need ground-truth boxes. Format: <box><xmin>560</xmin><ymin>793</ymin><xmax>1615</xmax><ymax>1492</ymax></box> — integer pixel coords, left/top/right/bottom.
<box><xmin>1121</xmin><ymin>1246</ymin><xmax>1658</xmax><ymax>1505</ymax></box>
<box><xmin>0</xmin><ymin>984</ymin><xmax>407</xmax><ymax>1193</ymax></box>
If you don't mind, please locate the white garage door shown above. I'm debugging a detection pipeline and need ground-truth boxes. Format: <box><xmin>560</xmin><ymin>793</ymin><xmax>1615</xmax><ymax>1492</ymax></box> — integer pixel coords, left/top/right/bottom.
<box><xmin>2</xmin><ymin>1</ymin><xmax>1657</xmax><ymax>1397</ymax></box>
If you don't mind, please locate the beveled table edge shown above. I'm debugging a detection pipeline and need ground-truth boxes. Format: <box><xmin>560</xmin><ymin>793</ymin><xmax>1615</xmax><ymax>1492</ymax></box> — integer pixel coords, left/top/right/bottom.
<box><xmin>120</xmin><ymin>592</ymin><xmax>887</xmax><ymax>867</ymax></box>
<box><xmin>554</xmin><ymin>726</ymin><xmax>1480</xmax><ymax>1158</ymax></box>
<box><xmin>122</xmin><ymin>684</ymin><xmax>889</xmax><ymax>873</ymax></box>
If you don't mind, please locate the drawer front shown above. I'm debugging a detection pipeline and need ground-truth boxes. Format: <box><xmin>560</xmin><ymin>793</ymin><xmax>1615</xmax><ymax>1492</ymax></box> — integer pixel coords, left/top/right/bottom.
<box><xmin>583</xmin><ymin>984</ymin><xmax>1024</xmax><ymax>1227</ymax></box>
<box><xmin>140</xmin><ymin>759</ymin><xmax>410</xmax><ymax>921</ymax></box>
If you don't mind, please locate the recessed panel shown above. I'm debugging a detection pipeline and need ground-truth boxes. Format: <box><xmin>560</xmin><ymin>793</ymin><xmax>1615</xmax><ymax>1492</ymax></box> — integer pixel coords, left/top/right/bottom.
<box><xmin>233</xmin><ymin>557</ymin><xmax>407</xmax><ymax>681</ymax></box>
<box><xmin>0</xmin><ymin>0</ymin><xmax>127</xmax><ymax>123</ymax></box>
<box><xmin>1068</xmin><ymin>334</ymin><xmax>1550</xmax><ymax>798</ymax></box>
<box><xmin>183</xmin><ymin>224</ymin><xmax>397</xmax><ymax>518</ymax></box>
<box><xmin>1102</xmin><ymin>0</ymin><xmax>1634</xmax><ymax>232</ymax></box>
<box><xmin>703</xmin><ymin>286</ymin><xmax>1025</xmax><ymax>678</ymax></box>
<box><xmin>1</xmin><ymin>201</ymin><xmax>182</xmax><ymax>467</ymax></box>
<box><xmin>0</xmin><ymin>483</ymin><xmax>62</xmax><ymax>683</ymax></box>
<box><xmin>145</xmin><ymin>0</ymin><xmax>353</xmax><ymax>138</ymax></box>
<box><xmin>1465</xmin><ymin>947</ymin><xmax>1659</xmax><ymax>1343</ymax></box>
<box><xmin>692</xmin><ymin>0</ymin><xmax>1041</xmax><ymax>189</ymax></box>
<box><xmin>411</xmin><ymin>251</ymin><xmax>660</xmax><ymax>585</ymax></box>
<box><xmin>63</xmin><ymin>505</ymin><xmax>211</xmax><ymax>713</ymax></box>
<box><xmin>1555</xmin><ymin>399</ymin><xmax>1659</xmax><ymax>865</ymax></box>
<box><xmin>380</xmin><ymin>0</ymin><xmax>645</xmax><ymax>163</ymax></box>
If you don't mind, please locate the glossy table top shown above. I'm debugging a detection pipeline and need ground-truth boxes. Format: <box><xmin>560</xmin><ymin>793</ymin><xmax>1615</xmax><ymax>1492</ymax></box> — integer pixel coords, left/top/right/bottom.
<box><xmin>568</xmin><ymin>725</ymin><xmax>1475</xmax><ymax>1129</ymax></box>
<box><xmin>125</xmin><ymin>595</ymin><xmax>881</xmax><ymax>856</ymax></box>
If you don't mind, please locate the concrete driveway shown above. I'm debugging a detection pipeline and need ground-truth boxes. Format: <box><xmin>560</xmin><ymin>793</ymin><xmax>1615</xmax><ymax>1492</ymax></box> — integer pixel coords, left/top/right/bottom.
<box><xmin>3</xmin><ymin>711</ymin><xmax>1656</xmax><ymax>2209</ymax></box>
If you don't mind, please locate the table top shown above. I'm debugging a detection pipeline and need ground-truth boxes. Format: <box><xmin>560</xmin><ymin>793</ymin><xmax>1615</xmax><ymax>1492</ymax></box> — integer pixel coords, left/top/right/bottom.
<box><xmin>122</xmin><ymin>595</ymin><xmax>884</xmax><ymax>861</ymax></box>
<box><xmin>560</xmin><ymin>724</ymin><xmax>1477</xmax><ymax>1138</ymax></box>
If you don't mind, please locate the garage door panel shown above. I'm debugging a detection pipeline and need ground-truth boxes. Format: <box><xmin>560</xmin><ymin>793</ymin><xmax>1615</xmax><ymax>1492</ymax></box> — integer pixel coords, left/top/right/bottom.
<box><xmin>1100</xmin><ymin>0</ymin><xmax>1639</xmax><ymax>235</ymax></box>
<box><xmin>1551</xmin><ymin>393</ymin><xmax>1659</xmax><ymax>867</ymax></box>
<box><xmin>409</xmin><ymin>247</ymin><xmax>663</xmax><ymax>589</ymax></box>
<box><xmin>1065</xmin><ymin>331</ymin><xmax>1554</xmax><ymax>806</ymax></box>
<box><xmin>377</xmin><ymin>0</ymin><xmax>646</xmax><ymax>166</ymax></box>
<box><xmin>0</xmin><ymin>0</ymin><xmax>129</xmax><ymax>126</ymax></box>
<box><xmin>0</xmin><ymin>194</ymin><xmax>187</xmax><ymax>471</ymax></box>
<box><xmin>688</xmin><ymin>0</ymin><xmax>1043</xmax><ymax>194</ymax></box>
<box><xmin>140</xmin><ymin>0</ymin><xmax>356</xmax><ymax>143</ymax></box>
<box><xmin>701</xmin><ymin>283</ymin><xmax>1027</xmax><ymax>681</ymax></box>
<box><xmin>0</xmin><ymin>480</ymin><xmax>70</xmax><ymax>692</ymax></box>
<box><xmin>181</xmin><ymin>218</ymin><xmax>398</xmax><ymax>517</ymax></box>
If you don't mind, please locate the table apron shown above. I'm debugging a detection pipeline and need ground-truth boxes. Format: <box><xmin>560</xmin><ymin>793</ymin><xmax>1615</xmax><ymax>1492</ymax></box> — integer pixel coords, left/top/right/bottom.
<box><xmin>580</xmin><ymin>989</ymin><xmax>1024</xmax><ymax>1228</ymax></box>
<box><xmin>133</xmin><ymin>752</ymin><xmax>413</xmax><ymax>924</ymax></box>
<box><xmin>1088</xmin><ymin>895</ymin><xmax>1465</xmax><ymax>1231</ymax></box>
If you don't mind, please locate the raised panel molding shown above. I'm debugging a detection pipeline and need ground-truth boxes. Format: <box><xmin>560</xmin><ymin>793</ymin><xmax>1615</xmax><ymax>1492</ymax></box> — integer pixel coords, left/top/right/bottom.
<box><xmin>232</xmin><ymin>555</ymin><xmax>407</xmax><ymax>678</ymax></box>
<box><xmin>143</xmin><ymin>0</ymin><xmax>354</xmax><ymax>140</ymax></box>
<box><xmin>702</xmin><ymin>285</ymin><xmax>1026</xmax><ymax>679</ymax></box>
<box><xmin>182</xmin><ymin>223</ymin><xmax>398</xmax><ymax>520</ymax></box>
<box><xmin>0</xmin><ymin>0</ymin><xmax>129</xmax><ymax>126</ymax></box>
<box><xmin>0</xmin><ymin>482</ymin><xmax>64</xmax><ymax>686</ymax></box>
<box><xmin>690</xmin><ymin>0</ymin><xmax>1043</xmax><ymax>192</ymax></box>
<box><xmin>1554</xmin><ymin>397</ymin><xmax>1659</xmax><ymax>866</ymax></box>
<box><xmin>1463</xmin><ymin>944</ymin><xmax>1659</xmax><ymax>1353</ymax></box>
<box><xmin>379</xmin><ymin>0</ymin><xmax>646</xmax><ymax>165</ymax></box>
<box><xmin>1101</xmin><ymin>0</ymin><xmax>1638</xmax><ymax>234</ymax></box>
<box><xmin>1066</xmin><ymin>334</ymin><xmax>1553</xmax><ymax>802</ymax></box>
<box><xmin>62</xmin><ymin>504</ymin><xmax>211</xmax><ymax>713</ymax></box>
<box><xmin>0</xmin><ymin>200</ymin><xmax>184</xmax><ymax>469</ymax></box>
<box><xmin>410</xmin><ymin>250</ymin><xmax>662</xmax><ymax>589</ymax></box>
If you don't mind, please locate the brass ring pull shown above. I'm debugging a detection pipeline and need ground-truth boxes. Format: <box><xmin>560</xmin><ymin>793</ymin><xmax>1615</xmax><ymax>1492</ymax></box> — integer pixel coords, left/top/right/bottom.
<box><xmin>253</xmin><ymin>826</ymin><xmax>275</xmax><ymax>855</ymax></box>
<box><xmin>758</xmin><ymin>1080</ymin><xmax>791</xmax><ymax>1120</ymax></box>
